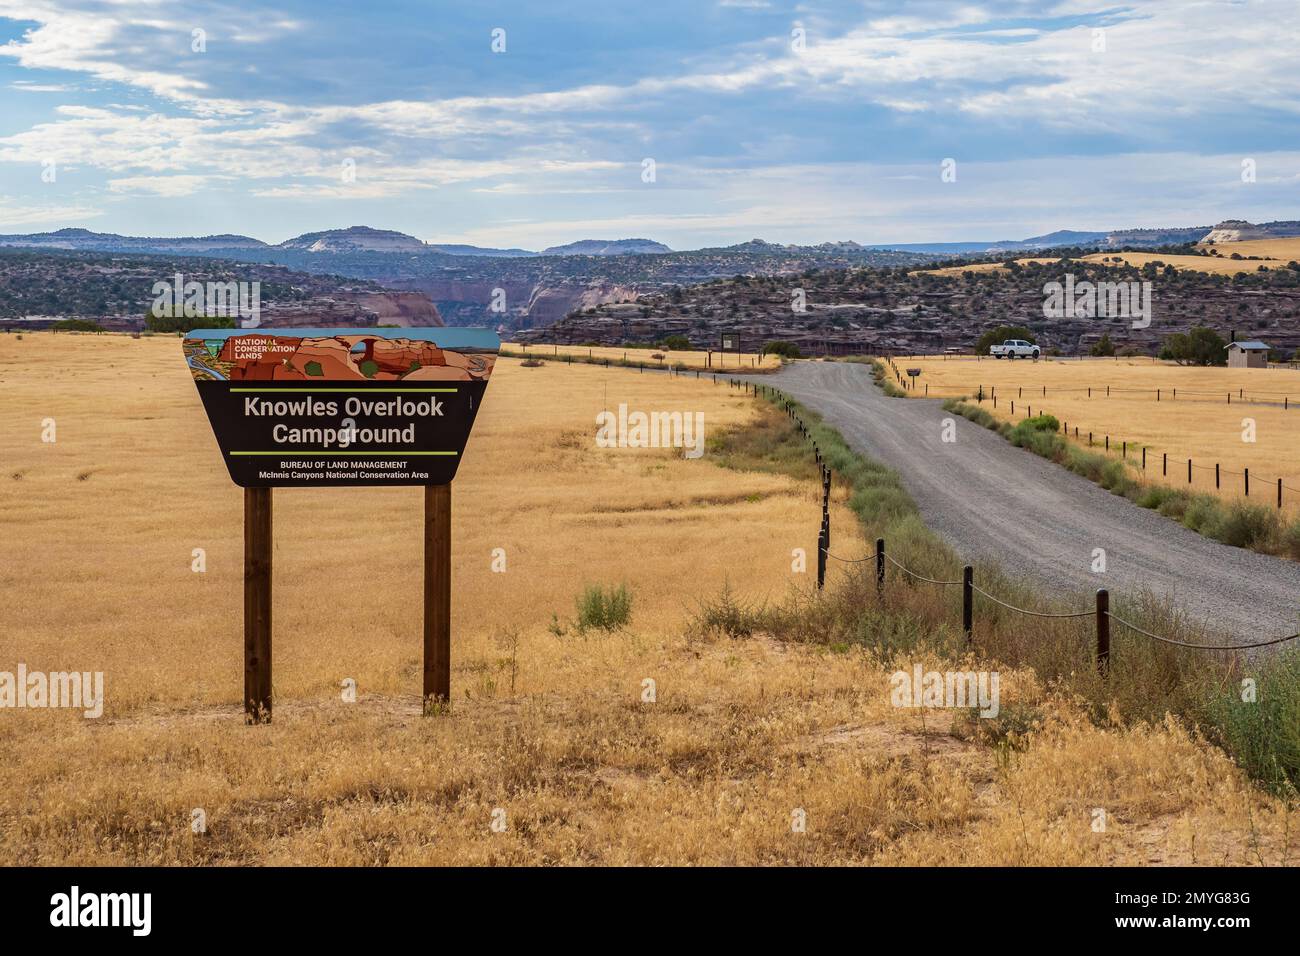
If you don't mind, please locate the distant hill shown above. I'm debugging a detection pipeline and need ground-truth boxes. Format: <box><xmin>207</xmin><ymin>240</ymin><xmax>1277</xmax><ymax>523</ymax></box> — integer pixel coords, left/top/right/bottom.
<box><xmin>426</xmin><ymin>243</ymin><xmax>537</xmax><ymax>257</ymax></box>
<box><xmin>277</xmin><ymin>225</ymin><xmax>428</xmax><ymax>253</ymax></box>
<box><xmin>1015</xmin><ymin>229</ymin><xmax>1110</xmax><ymax>247</ymax></box>
<box><xmin>864</xmin><ymin>226</ymin><xmax>1230</xmax><ymax>255</ymax></box>
<box><xmin>866</xmin><ymin>231</ymin><xmax>1110</xmax><ymax>255</ymax></box>
<box><xmin>0</xmin><ymin>228</ymin><xmax>268</xmax><ymax>252</ymax></box>
<box><xmin>539</xmin><ymin>239</ymin><xmax>672</xmax><ymax>256</ymax></box>
<box><xmin>0</xmin><ymin>247</ymin><xmax>442</xmax><ymax>331</ymax></box>
<box><xmin>9</xmin><ymin>219</ymin><xmax>1299</xmax><ymax>262</ymax></box>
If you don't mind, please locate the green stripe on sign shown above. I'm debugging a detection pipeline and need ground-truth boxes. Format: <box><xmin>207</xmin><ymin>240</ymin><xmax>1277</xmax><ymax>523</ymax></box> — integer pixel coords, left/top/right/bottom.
<box><xmin>230</xmin><ymin>451</ymin><xmax>459</xmax><ymax>456</ymax></box>
<box><xmin>230</xmin><ymin>387</ymin><xmax>459</xmax><ymax>393</ymax></box>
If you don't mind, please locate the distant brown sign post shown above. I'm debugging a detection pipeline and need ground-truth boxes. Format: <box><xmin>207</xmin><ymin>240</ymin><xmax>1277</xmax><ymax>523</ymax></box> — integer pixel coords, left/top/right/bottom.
<box><xmin>720</xmin><ymin>332</ymin><xmax>740</xmax><ymax>367</ymax></box>
<box><xmin>185</xmin><ymin>326</ymin><xmax>499</xmax><ymax>722</ymax></box>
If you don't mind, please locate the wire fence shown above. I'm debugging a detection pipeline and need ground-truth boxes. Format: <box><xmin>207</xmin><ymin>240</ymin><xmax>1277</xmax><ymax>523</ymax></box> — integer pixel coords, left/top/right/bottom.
<box><xmin>841</xmin><ymin>535</ymin><xmax>1300</xmax><ymax>661</ymax></box>
<box><xmin>884</xmin><ymin>351</ymin><xmax>1300</xmax><ymax>374</ymax></box>
<box><xmin>884</xmin><ymin>354</ymin><xmax>1300</xmax><ymax>407</ymax></box>
<box><xmin>880</xmin><ymin>356</ymin><xmax>1300</xmax><ymax>511</ymax></box>
<box><xmin>728</xmin><ymin>376</ymin><xmax>1300</xmax><ymax>672</ymax></box>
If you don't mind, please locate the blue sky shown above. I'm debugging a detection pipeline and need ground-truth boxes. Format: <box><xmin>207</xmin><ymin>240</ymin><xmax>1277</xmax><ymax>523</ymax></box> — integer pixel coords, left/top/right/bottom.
<box><xmin>0</xmin><ymin>0</ymin><xmax>1297</xmax><ymax>247</ymax></box>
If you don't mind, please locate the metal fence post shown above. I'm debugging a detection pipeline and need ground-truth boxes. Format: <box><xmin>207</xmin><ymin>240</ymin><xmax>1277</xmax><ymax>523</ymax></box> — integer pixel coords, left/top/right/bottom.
<box><xmin>875</xmin><ymin>538</ymin><xmax>885</xmax><ymax>596</ymax></box>
<box><xmin>963</xmin><ymin>566</ymin><xmax>973</xmax><ymax>643</ymax></box>
<box><xmin>1096</xmin><ymin>589</ymin><xmax>1110</xmax><ymax>676</ymax></box>
<box><xmin>817</xmin><ymin>519</ymin><xmax>826</xmax><ymax>591</ymax></box>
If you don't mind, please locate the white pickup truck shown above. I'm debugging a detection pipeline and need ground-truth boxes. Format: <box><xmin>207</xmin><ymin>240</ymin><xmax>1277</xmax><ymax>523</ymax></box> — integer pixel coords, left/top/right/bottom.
<box><xmin>989</xmin><ymin>339</ymin><xmax>1040</xmax><ymax>360</ymax></box>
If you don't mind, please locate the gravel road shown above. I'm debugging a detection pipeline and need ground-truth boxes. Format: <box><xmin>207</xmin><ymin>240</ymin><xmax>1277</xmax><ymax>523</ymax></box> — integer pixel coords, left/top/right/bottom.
<box><xmin>745</xmin><ymin>361</ymin><xmax>1300</xmax><ymax>644</ymax></box>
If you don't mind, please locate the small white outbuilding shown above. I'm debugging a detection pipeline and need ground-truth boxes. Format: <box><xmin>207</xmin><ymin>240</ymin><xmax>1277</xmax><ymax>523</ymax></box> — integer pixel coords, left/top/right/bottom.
<box><xmin>1225</xmin><ymin>341</ymin><xmax>1269</xmax><ymax>369</ymax></box>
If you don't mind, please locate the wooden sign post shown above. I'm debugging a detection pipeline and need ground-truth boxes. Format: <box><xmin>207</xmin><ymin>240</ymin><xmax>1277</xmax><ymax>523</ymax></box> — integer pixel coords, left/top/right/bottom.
<box><xmin>720</xmin><ymin>332</ymin><xmax>740</xmax><ymax>367</ymax></box>
<box><xmin>186</xmin><ymin>327</ymin><xmax>498</xmax><ymax>722</ymax></box>
<box><xmin>244</xmin><ymin>486</ymin><xmax>272</xmax><ymax>722</ymax></box>
<box><xmin>423</xmin><ymin>483</ymin><xmax>451</xmax><ymax>706</ymax></box>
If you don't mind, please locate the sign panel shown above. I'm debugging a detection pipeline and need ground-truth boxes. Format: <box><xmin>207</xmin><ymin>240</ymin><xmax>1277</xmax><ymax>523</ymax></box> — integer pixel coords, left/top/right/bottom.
<box><xmin>184</xmin><ymin>327</ymin><xmax>498</xmax><ymax>487</ymax></box>
<box><xmin>720</xmin><ymin>333</ymin><xmax>740</xmax><ymax>351</ymax></box>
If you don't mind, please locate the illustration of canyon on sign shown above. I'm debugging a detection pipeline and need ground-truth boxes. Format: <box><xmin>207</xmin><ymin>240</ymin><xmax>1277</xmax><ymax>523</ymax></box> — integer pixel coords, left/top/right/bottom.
<box><xmin>184</xmin><ymin>329</ymin><xmax>497</xmax><ymax>382</ymax></box>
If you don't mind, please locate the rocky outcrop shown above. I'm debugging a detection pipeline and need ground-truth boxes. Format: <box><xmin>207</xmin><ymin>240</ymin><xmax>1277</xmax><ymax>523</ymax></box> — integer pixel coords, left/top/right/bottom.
<box><xmin>522</xmin><ymin>283</ymin><xmax>641</xmax><ymax>326</ymax></box>
<box><xmin>397</xmin><ymin>278</ymin><xmax>636</xmax><ymax>329</ymax></box>
<box><xmin>1200</xmin><ymin>220</ymin><xmax>1300</xmax><ymax>244</ymax></box>
<box><xmin>253</xmin><ymin>292</ymin><xmax>440</xmax><ymax>329</ymax></box>
<box><xmin>329</xmin><ymin>291</ymin><xmax>443</xmax><ymax>326</ymax></box>
<box><xmin>1101</xmin><ymin>227</ymin><xmax>1209</xmax><ymax>248</ymax></box>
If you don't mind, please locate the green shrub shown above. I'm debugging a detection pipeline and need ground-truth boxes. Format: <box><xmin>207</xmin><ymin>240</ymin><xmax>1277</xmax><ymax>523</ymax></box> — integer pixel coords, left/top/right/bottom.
<box><xmin>1064</xmin><ymin>446</ymin><xmax>1107</xmax><ymax>483</ymax></box>
<box><xmin>1020</xmin><ymin>413</ymin><xmax>1059</xmax><ymax>432</ymax></box>
<box><xmin>1206</xmin><ymin>647</ymin><xmax>1300</xmax><ymax>796</ymax></box>
<box><xmin>1280</xmin><ymin>519</ymin><xmax>1300</xmax><ymax>561</ymax></box>
<box><xmin>870</xmin><ymin>360</ymin><xmax>908</xmax><ymax>397</ymax></box>
<box><xmin>692</xmin><ymin>582</ymin><xmax>764</xmax><ymax>639</ymax></box>
<box><xmin>1099</xmin><ymin>459</ymin><xmax>1137</xmax><ymax>496</ymax></box>
<box><xmin>1183</xmin><ymin>495</ymin><xmax>1221</xmax><ymax>533</ymax></box>
<box><xmin>1011</xmin><ymin>426</ymin><xmax>1064</xmax><ymax>460</ymax></box>
<box><xmin>941</xmin><ymin>399</ymin><xmax>997</xmax><ymax>430</ymax></box>
<box><xmin>762</xmin><ymin>340</ymin><xmax>802</xmax><ymax>359</ymax></box>
<box><xmin>51</xmin><ymin>318</ymin><xmax>104</xmax><ymax>332</ymax></box>
<box><xmin>575</xmin><ymin>583</ymin><xmax>632</xmax><ymax>632</ymax></box>
<box><xmin>1137</xmin><ymin>485</ymin><xmax>1177</xmax><ymax>510</ymax></box>
<box><xmin>1157</xmin><ymin>493</ymin><xmax>1192</xmax><ymax>519</ymax></box>
<box><xmin>957</xmin><ymin>702</ymin><xmax>1043</xmax><ymax>752</ymax></box>
<box><xmin>1206</xmin><ymin>501</ymin><xmax>1278</xmax><ymax>549</ymax></box>
<box><xmin>145</xmin><ymin>310</ymin><xmax>233</xmax><ymax>333</ymax></box>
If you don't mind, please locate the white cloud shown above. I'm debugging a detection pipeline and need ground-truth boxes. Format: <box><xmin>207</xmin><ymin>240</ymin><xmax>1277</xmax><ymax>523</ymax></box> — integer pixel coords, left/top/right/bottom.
<box><xmin>107</xmin><ymin>174</ymin><xmax>211</xmax><ymax>196</ymax></box>
<box><xmin>0</xmin><ymin>195</ymin><xmax>102</xmax><ymax>227</ymax></box>
<box><xmin>10</xmin><ymin>79</ymin><xmax>75</xmax><ymax>91</ymax></box>
<box><xmin>0</xmin><ymin>0</ymin><xmax>1296</xmax><ymax>242</ymax></box>
<box><xmin>449</xmin><ymin>151</ymin><xmax>1300</xmax><ymax>248</ymax></box>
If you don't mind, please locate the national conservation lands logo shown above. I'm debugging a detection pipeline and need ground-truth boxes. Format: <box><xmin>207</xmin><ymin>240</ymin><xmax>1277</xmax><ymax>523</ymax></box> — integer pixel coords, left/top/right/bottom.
<box><xmin>184</xmin><ymin>327</ymin><xmax>498</xmax><ymax>487</ymax></box>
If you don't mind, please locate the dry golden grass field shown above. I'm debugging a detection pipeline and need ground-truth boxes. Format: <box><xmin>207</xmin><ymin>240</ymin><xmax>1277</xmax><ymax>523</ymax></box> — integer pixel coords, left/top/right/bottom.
<box><xmin>921</xmin><ymin>237</ymin><xmax>1300</xmax><ymax>277</ymax></box>
<box><xmin>894</xmin><ymin>357</ymin><xmax>1300</xmax><ymax>509</ymax></box>
<box><xmin>503</xmin><ymin>341</ymin><xmax>779</xmax><ymax>372</ymax></box>
<box><xmin>0</xmin><ymin>333</ymin><xmax>1296</xmax><ymax>865</ymax></box>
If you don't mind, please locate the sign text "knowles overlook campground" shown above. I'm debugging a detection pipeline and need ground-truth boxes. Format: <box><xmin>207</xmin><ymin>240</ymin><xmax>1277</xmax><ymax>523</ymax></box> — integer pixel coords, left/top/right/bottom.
<box><xmin>184</xmin><ymin>327</ymin><xmax>498</xmax><ymax>487</ymax></box>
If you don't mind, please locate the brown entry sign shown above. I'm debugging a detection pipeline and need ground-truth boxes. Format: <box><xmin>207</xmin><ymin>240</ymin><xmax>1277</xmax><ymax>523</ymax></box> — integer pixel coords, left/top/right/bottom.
<box><xmin>184</xmin><ymin>327</ymin><xmax>498</xmax><ymax>487</ymax></box>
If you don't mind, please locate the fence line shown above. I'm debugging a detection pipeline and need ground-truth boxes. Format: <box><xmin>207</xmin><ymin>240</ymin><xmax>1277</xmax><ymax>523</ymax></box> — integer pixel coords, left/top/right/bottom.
<box><xmin>729</xmin><ymin>376</ymin><xmax>1300</xmax><ymax>673</ymax></box>
<box><xmin>984</xmin><ymin>395</ymin><xmax>1300</xmax><ymax>511</ymax></box>
<box><xmin>878</xmin><ymin>357</ymin><xmax>1300</xmax><ymax>510</ymax></box>
<box><xmin>860</xmin><ymin>536</ymin><xmax>1298</xmax><ymax>664</ymax></box>
<box><xmin>883</xmin><ymin>355</ymin><xmax>1300</xmax><ymax>408</ymax></box>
